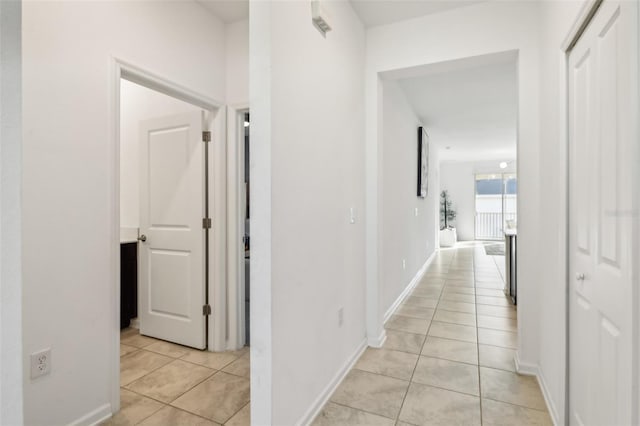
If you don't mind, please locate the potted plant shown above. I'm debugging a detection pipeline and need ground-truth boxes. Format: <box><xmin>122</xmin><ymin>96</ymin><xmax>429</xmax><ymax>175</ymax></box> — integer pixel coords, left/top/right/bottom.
<box><xmin>439</xmin><ymin>190</ymin><xmax>457</xmax><ymax>247</ymax></box>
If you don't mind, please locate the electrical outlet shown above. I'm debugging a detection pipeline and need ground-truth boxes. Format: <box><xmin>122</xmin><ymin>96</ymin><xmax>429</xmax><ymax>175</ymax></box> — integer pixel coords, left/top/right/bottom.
<box><xmin>338</xmin><ymin>307</ymin><xmax>344</xmax><ymax>327</ymax></box>
<box><xmin>402</xmin><ymin>259</ymin><xmax>406</xmax><ymax>270</ymax></box>
<box><xmin>30</xmin><ymin>348</ymin><xmax>51</xmax><ymax>379</ymax></box>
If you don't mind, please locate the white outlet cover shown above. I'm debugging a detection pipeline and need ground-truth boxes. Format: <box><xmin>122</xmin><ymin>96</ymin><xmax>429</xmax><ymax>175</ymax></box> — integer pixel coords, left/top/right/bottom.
<box><xmin>30</xmin><ymin>348</ymin><xmax>51</xmax><ymax>379</ymax></box>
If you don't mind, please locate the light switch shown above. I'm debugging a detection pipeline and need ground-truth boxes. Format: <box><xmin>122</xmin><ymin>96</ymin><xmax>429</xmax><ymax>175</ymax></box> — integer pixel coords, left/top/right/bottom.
<box><xmin>415</xmin><ymin>207</ymin><xmax>419</xmax><ymax>217</ymax></box>
<box><xmin>350</xmin><ymin>207</ymin><xmax>356</xmax><ymax>224</ymax></box>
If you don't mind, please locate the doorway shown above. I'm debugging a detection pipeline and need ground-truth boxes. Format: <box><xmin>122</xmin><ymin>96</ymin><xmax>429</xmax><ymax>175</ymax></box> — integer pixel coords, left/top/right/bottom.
<box><xmin>110</xmin><ymin>59</ymin><xmax>228</xmax><ymax>415</ymax></box>
<box><xmin>243</xmin><ymin>112</ymin><xmax>251</xmax><ymax>345</ymax></box>
<box><xmin>119</xmin><ymin>79</ymin><xmax>211</xmax><ymax>349</ymax></box>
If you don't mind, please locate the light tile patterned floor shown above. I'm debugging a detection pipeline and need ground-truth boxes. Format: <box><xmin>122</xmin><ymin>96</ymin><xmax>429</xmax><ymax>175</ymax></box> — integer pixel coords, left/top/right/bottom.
<box><xmin>104</xmin><ymin>330</ymin><xmax>250</xmax><ymax>426</ymax></box>
<box><xmin>314</xmin><ymin>242</ymin><xmax>552</xmax><ymax>426</ymax></box>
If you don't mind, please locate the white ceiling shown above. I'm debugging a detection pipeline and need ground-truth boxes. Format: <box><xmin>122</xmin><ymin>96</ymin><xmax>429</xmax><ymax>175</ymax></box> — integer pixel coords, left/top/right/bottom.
<box><xmin>195</xmin><ymin>0</ymin><xmax>484</xmax><ymax>27</ymax></box>
<box><xmin>196</xmin><ymin>0</ymin><xmax>248</xmax><ymax>23</ymax></box>
<box><xmin>350</xmin><ymin>0</ymin><xmax>484</xmax><ymax>28</ymax></box>
<box><xmin>396</xmin><ymin>53</ymin><xmax>517</xmax><ymax>163</ymax></box>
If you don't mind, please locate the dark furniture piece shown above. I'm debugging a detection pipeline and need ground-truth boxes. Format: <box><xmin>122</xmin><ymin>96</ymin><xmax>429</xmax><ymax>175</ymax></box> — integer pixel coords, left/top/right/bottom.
<box><xmin>120</xmin><ymin>242</ymin><xmax>138</xmax><ymax>329</ymax></box>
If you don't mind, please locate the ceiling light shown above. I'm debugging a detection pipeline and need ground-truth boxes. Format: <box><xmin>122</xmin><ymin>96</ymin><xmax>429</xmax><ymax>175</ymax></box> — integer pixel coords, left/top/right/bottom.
<box><xmin>499</xmin><ymin>161</ymin><xmax>507</xmax><ymax>169</ymax></box>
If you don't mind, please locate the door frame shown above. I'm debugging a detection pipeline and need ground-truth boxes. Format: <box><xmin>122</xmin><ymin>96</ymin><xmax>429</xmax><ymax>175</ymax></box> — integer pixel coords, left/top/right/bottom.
<box><xmin>562</xmin><ymin>1</ymin><xmax>640</xmax><ymax>423</ymax></box>
<box><xmin>108</xmin><ymin>57</ymin><xmax>225</xmax><ymax>413</ymax></box>
<box><xmin>227</xmin><ymin>104</ymin><xmax>250</xmax><ymax>350</ymax></box>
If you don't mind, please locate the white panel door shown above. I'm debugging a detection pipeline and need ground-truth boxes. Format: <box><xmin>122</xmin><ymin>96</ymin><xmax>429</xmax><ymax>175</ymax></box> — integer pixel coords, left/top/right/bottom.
<box><xmin>139</xmin><ymin>111</ymin><xmax>206</xmax><ymax>349</ymax></box>
<box><xmin>569</xmin><ymin>1</ymin><xmax>637</xmax><ymax>424</ymax></box>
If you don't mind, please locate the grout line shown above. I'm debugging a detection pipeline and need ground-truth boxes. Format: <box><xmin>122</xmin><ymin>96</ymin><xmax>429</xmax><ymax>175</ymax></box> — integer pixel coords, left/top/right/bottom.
<box><xmin>328</xmin><ymin>400</ymin><xmax>398</xmax><ymax>422</ymax></box>
<box><xmin>473</xmin><ymin>248</ymin><xmax>485</xmax><ymax>426</ymax></box>
<box><xmin>393</xmin><ymin>253</ymin><xmax>453</xmax><ymax>423</ymax></box>
<box><xmin>224</xmin><ymin>401</ymin><xmax>251</xmax><ymax>425</ymax></box>
<box><xmin>481</xmin><ymin>396</ymin><xmax>550</xmax><ymax>413</ymax></box>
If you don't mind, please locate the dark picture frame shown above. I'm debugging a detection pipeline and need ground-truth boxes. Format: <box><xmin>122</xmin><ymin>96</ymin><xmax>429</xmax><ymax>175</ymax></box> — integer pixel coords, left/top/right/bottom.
<box><xmin>417</xmin><ymin>126</ymin><xmax>429</xmax><ymax>198</ymax></box>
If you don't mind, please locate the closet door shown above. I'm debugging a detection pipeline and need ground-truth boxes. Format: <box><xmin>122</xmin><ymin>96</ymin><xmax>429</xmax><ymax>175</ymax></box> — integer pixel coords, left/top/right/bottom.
<box><xmin>568</xmin><ymin>1</ymin><xmax>637</xmax><ymax>424</ymax></box>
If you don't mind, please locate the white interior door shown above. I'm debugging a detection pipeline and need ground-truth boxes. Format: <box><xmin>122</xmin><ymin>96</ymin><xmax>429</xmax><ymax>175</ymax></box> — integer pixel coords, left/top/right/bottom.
<box><xmin>139</xmin><ymin>111</ymin><xmax>207</xmax><ymax>349</ymax></box>
<box><xmin>569</xmin><ymin>1</ymin><xmax>637</xmax><ymax>424</ymax></box>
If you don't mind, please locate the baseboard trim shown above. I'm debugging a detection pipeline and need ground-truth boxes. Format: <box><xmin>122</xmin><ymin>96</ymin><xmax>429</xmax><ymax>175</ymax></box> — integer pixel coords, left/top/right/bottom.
<box><xmin>70</xmin><ymin>403</ymin><xmax>112</xmax><ymax>426</ymax></box>
<box><xmin>296</xmin><ymin>338</ymin><xmax>368</xmax><ymax>426</ymax></box>
<box><xmin>368</xmin><ymin>329</ymin><xmax>387</xmax><ymax>348</ymax></box>
<box><xmin>383</xmin><ymin>251</ymin><xmax>436</xmax><ymax>324</ymax></box>
<box><xmin>537</xmin><ymin>370</ymin><xmax>560</xmax><ymax>426</ymax></box>
<box><xmin>514</xmin><ymin>352</ymin><xmax>559</xmax><ymax>426</ymax></box>
<box><xmin>514</xmin><ymin>351</ymin><xmax>538</xmax><ymax>376</ymax></box>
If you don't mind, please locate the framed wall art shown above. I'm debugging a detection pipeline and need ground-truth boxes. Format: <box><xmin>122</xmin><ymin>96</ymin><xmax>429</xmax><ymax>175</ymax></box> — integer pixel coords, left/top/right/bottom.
<box><xmin>417</xmin><ymin>126</ymin><xmax>429</xmax><ymax>198</ymax></box>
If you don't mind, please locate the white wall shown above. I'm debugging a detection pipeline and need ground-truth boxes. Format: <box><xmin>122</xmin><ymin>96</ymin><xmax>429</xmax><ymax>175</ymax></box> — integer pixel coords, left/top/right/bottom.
<box><xmin>250</xmin><ymin>1</ymin><xmax>366</xmax><ymax>424</ymax></box>
<box><xmin>366</xmin><ymin>0</ymin><xmax>542</xmax><ymax>375</ymax></box>
<box><xmin>536</xmin><ymin>1</ymin><xmax>587</xmax><ymax>423</ymax></box>
<box><xmin>120</xmin><ymin>80</ymin><xmax>201</xmax><ymax>229</ymax></box>
<box><xmin>381</xmin><ymin>80</ymin><xmax>439</xmax><ymax>317</ymax></box>
<box><xmin>440</xmin><ymin>160</ymin><xmax>516</xmax><ymax>241</ymax></box>
<box><xmin>226</xmin><ymin>19</ymin><xmax>249</xmax><ymax>106</ymax></box>
<box><xmin>22</xmin><ymin>2</ymin><xmax>226</xmax><ymax>424</ymax></box>
<box><xmin>0</xmin><ymin>1</ymin><xmax>24</xmax><ymax>424</ymax></box>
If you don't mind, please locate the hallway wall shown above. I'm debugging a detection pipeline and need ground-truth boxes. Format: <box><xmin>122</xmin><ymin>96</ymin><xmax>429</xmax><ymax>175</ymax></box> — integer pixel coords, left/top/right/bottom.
<box><xmin>22</xmin><ymin>2</ymin><xmax>227</xmax><ymax>424</ymax></box>
<box><xmin>226</xmin><ymin>18</ymin><xmax>249</xmax><ymax>106</ymax></box>
<box><xmin>366</xmin><ymin>0</ymin><xmax>542</xmax><ymax>380</ymax></box>
<box><xmin>250</xmin><ymin>1</ymin><xmax>367</xmax><ymax>424</ymax></box>
<box><xmin>536</xmin><ymin>1</ymin><xmax>588</xmax><ymax>423</ymax></box>
<box><xmin>0</xmin><ymin>1</ymin><xmax>23</xmax><ymax>423</ymax></box>
<box><xmin>381</xmin><ymin>80</ymin><xmax>439</xmax><ymax>317</ymax></box>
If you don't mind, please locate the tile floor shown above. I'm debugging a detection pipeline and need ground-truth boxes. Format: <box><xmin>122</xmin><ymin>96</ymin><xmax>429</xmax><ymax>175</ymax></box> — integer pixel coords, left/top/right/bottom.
<box><xmin>105</xmin><ymin>329</ymin><xmax>250</xmax><ymax>426</ymax></box>
<box><xmin>313</xmin><ymin>242</ymin><xmax>552</xmax><ymax>426</ymax></box>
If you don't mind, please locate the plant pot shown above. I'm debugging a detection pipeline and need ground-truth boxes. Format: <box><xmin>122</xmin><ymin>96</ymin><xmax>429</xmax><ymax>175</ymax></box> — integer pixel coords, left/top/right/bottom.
<box><xmin>439</xmin><ymin>228</ymin><xmax>457</xmax><ymax>248</ymax></box>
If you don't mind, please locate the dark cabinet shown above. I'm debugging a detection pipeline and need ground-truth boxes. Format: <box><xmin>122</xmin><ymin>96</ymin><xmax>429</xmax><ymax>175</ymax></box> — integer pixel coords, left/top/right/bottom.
<box><xmin>120</xmin><ymin>242</ymin><xmax>138</xmax><ymax>329</ymax></box>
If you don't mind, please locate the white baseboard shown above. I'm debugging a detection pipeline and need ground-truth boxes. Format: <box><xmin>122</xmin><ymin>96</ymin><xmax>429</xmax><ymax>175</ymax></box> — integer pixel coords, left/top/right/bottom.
<box><xmin>537</xmin><ymin>370</ymin><xmax>560</xmax><ymax>426</ymax></box>
<box><xmin>367</xmin><ymin>329</ymin><xmax>387</xmax><ymax>348</ymax></box>
<box><xmin>514</xmin><ymin>352</ymin><xmax>559</xmax><ymax>426</ymax></box>
<box><xmin>514</xmin><ymin>351</ymin><xmax>538</xmax><ymax>376</ymax></box>
<box><xmin>70</xmin><ymin>403</ymin><xmax>112</xmax><ymax>426</ymax></box>
<box><xmin>296</xmin><ymin>338</ymin><xmax>368</xmax><ymax>426</ymax></box>
<box><xmin>383</xmin><ymin>252</ymin><xmax>436</xmax><ymax>324</ymax></box>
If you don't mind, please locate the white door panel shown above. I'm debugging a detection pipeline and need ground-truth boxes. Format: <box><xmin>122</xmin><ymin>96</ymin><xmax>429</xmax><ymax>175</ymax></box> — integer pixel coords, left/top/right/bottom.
<box><xmin>139</xmin><ymin>111</ymin><xmax>206</xmax><ymax>349</ymax></box>
<box><xmin>569</xmin><ymin>1</ymin><xmax>636</xmax><ymax>425</ymax></box>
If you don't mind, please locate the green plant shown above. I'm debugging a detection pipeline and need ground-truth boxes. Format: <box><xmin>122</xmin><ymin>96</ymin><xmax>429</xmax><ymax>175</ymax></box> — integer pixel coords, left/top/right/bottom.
<box><xmin>440</xmin><ymin>190</ymin><xmax>457</xmax><ymax>230</ymax></box>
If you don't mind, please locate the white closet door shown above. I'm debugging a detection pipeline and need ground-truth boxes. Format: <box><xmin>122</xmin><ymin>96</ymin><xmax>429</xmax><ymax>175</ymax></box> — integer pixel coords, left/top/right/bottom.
<box><xmin>568</xmin><ymin>1</ymin><xmax>637</xmax><ymax>424</ymax></box>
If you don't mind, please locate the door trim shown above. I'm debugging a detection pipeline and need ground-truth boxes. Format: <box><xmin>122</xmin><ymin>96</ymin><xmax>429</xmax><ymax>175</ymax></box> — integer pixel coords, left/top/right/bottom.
<box><xmin>108</xmin><ymin>57</ymin><xmax>224</xmax><ymax>413</ymax></box>
<box><xmin>227</xmin><ymin>104</ymin><xmax>249</xmax><ymax>350</ymax></box>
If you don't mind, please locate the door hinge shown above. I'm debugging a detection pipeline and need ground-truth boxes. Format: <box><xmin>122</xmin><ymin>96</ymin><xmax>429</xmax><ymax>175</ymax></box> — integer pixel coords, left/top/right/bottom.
<box><xmin>202</xmin><ymin>218</ymin><xmax>212</xmax><ymax>229</ymax></box>
<box><xmin>202</xmin><ymin>304</ymin><xmax>212</xmax><ymax>316</ymax></box>
<box><xmin>202</xmin><ymin>131</ymin><xmax>211</xmax><ymax>142</ymax></box>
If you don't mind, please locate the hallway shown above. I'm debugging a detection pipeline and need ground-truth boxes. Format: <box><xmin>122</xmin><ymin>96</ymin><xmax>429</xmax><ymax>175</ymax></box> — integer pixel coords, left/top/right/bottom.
<box><xmin>314</xmin><ymin>243</ymin><xmax>551</xmax><ymax>425</ymax></box>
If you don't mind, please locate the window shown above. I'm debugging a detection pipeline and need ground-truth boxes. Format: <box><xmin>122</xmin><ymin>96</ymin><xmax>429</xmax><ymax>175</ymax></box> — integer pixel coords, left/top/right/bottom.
<box><xmin>475</xmin><ymin>173</ymin><xmax>517</xmax><ymax>240</ymax></box>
